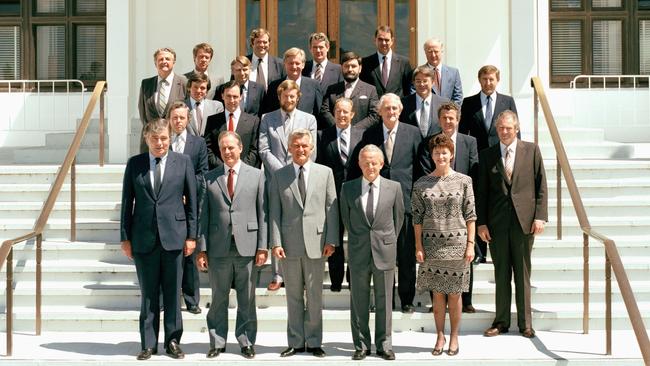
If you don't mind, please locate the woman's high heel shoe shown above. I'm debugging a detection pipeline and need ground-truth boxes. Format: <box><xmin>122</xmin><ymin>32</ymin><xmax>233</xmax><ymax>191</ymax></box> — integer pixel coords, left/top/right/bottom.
<box><xmin>447</xmin><ymin>347</ymin><xmax>459</xmax><ymax>356</ymax></box>
<box><xmin>431</xmin><ymin>337</ymin><xmax>446</xmax><ymax>356</ymax></box>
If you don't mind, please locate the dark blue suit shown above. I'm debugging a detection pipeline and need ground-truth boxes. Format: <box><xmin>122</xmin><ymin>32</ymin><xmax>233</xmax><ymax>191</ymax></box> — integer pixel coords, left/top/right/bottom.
<box><xmin>261</xmin><ymin>76</ymin><xmax>322</xmax><ymax>117</ymax></box>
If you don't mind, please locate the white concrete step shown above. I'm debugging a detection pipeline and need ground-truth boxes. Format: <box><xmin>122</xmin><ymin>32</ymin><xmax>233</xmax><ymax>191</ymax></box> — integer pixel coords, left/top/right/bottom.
<box><xmin>0</xmin><ymin>183</ymin><xmax>122</xmax><ymax>202</ymax></box>
<box><xmin>0</xmin><ymin>165</ymin><xmax>124</xmax><ymax>184</ymax></box>
<box><xmin>0</xmin><ymin>201</ymin><xmax>120</xmax><ymax>220</ymax></box>
<box><xmin>539</xmin><ymin>141</ymin><xmax>634</xmax><ymax>159</ymax></box>
<box><xmin>0</xmin><ymin>219</ymin><xmax>119</xmax><ymax>242</ymax></box>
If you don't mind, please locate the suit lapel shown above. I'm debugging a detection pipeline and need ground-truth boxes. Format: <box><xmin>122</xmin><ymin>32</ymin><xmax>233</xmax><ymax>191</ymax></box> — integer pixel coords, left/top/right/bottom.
<box><xmin>287</xmin><ymin>168</ymin><xmax>304</xmax><ymax>209</ymax></box>
<box><xmin>232</xmin><ymin>164</ymin><xmax>247</xmax><ymax>200</ymax></box>
<box><xmin>454</xmin><ymin>135</ymin><xmax>465</xmax><ymax>170</ymax></box>
<box><xmin>304</xmin><ymin>164</ymin><xmax>317</xmax><ymax>206</ymax></box>
<box><xmin>511</xmin><ymin>140</ymin><xmax>527</xmax><ymax>187</ymax></box>
<box><xmin>374</xmin><ymin>177</ymin><xmax>391</xmax><ymax>227</ymax></box>
<box><xmin>215</xmin><ymin>166</ymin><xmax>231</xmax><ymax>204</ymax></box>
<box><xmin>352</xmin><ymin>180</ymin><xmax>371</xmax><ymax>227</ymax></box>
<box><xmin>160</xmin><ymin>152</ymin><xmax>177</xmax><ymax>196</ymax></box>
<box><xmin>274</xmin><ymin>112</ymin><xmax>289</xmax><ymax>153</ymax></box>
<box><xmin>494</xmin><ymin>145</ymin><xmax>510</xmax><ymax>184</ymax></box>
<box><xmin>142</xmin><ymin>155</ymin><xmax>156</xmax><ymax>200</ymax></box>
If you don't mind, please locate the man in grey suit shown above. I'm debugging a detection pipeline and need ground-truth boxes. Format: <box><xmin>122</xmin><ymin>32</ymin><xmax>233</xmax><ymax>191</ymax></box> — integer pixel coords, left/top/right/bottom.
<box><xmin>303</xmin><ymin>32</ymin><xmax>343</xmax><ymax>94</ymax></box>
<box><xmin>400</xmin><ymin>66</ymin><xmax>448</xmax><ymax>138</ymax></box>
<box><xmin>340</xmin><ymin>144</ymin><xmax>404</xmax><ymax>361</ymax></box>
<box><xmin>269</xmin><ymin>129</ymin><xmax>339</xmax><ymax>358</ymax></box>
<box><xmin>197</xmin><ymin>131</ymin><xmax>267</xmax><ymax>359</ymax></box>
<box><xmin>421</xmin><ymin>38</ymin><xmax>463</xmax><ymax>105</ymax></box>
<box><xmin>185</xmin><ymin>73</ymin><xmax>224</xmax><ymax>137</ymax></box>
<box><xmin>259</xmin><ymin>79</ymin><xmax>318</xmax><ymax>290</ymax></box>
<box><xmin>137</xmin><ymin>47</ymin><xmax>187</xmax><ymax>153</ymax></box>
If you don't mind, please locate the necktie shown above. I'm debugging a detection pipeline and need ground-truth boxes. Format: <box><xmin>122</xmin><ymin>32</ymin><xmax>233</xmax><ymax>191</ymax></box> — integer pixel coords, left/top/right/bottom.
<box><xmin>240</xmin><ymin>84</ymin><xmax>247</xmax><ymax>109</ymax></box>
<box><xmin>366</xmin><ymin>182</ymin><xmax>374</xmax><ymax>223</ymax></box>
<box><xmin>256</xmin><ymin>58</ymin><xmax>266</xmax><ymax>89</ymax></box>
<box><xmin>419</xmin><ymin>100</ymin><xmax>429</xmax><ymax>137</ymax></box>
<box><xmin>172</xmin><ymin>135</ymin><xmax>180</xmax><ymax>153</ymax></box>
<box><xmin>227</xmin><ymin>168</ymin><xmax>235</xmax><ymax>199</ymax></box>
<box><xmin>504</xmin><ymin>147</ymin><xmax>513</xmax><ymax>181</ymax></box>
<box><xmin>195</xmin><ymin>101</ymin><xmax>203</xmax><ymax>135</ymax></box>
<box><xmin>314</xmin><ymin>63</ymin><xmax>323</xmax><ymax>82</ymax></box>
<box><xmin>344</xmin><ymin>82</ymin><xmax>353</xmax><ymax>98</ymax></box>
<box><xmin>154</xmin><ymin>157</ymin><xmax>162</xmax><ymax>196</ymax></box>
<box><xmin>228</xmin><ymin>112</ymin><xmax>234</xmax><ymax>132</ymax></box>
<box><xmin>381</xmin><ymin>55</ymin><xmax>389</xmax><ymax>87</ymax></box>
<box><xmin>484</xmin><ymin>95</ymin><xmax>493</xmax><ymax>131</ymax></box>
<box><xmin>284</xmin><ymin>113</ymin><xmax>292</xmax><ymax>139</ymax></box>
<box><xmin>385</xmin><ymin>129</ymin><xmax>395</xmax><ymax>164</ymax></box>
<box><xmin>339</xmin><ymin>130</ymin><xmax>348</xmax><ymax>164</ymax></box>
<box><xmin>298</xmin><ymin>166</ymin><xmax>306</xmax><ymax>204</ymax></box>
<box><xmin>157</xmin><ymin>79</ymin><xmax>168</xmax><ymax>116</ymax></box>
<box><xmin>433</xmin><ymin>67</ymin><xmax>441</xmax><ymax>94</ymax></box>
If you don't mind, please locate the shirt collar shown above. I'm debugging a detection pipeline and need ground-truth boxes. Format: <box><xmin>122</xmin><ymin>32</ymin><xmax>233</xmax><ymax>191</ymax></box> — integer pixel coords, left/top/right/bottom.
<box><xmin>173</xmin><ymin>129</ymin><xmax>187</xmax><ymax>142</ymax></box>
<box><xmin>226</xmin><ymin>108</ymin><xmax>241</xmax><ymax>119</ymax></box>
<box><xmin>149</xmin><ymin>151</ymin><xmax>168</xmax><ymax>164</ymax></box>
<box><xmin>362</xmin><ymin>175</ymin><xmax>381</xmax><ymax>188</ymax></box>
<box><xmin>480</xmin><ymin>91</ymin><xmax>497</xmax><ymax>103</ymax></box>
<box><xmin>225</xmin><ymin>159</ymin><xmax>242</xmax><ymax>174</ymax></box>
<box><xmin>336</xmin><ymin>125</ymin><xmax>350</xmax><ymax>137</ymax></box>
<box><xmin>157</xmin><ymin>72</ymin><xmax>174</xmax><ymax>85</ymax></box>
<box><xmin>293</xmin><ymin>160</ymin><xmax>310</xmax><ymax>173</ymax></box>
<box><xmin>314</xmin><ymin>59</ymin><xmax>328</xmax><ymax>70</ymax></box>
<box><xmin>377</xmin><ymin>50</ymin><xmax>393</xmax><ymax>60</ymax></box>
<box><xmin>382</xmin><ymin>121</ymin><xmax>399</xmax><ymax>136</ymax></box>
<box><xmin>500</xmin><ymin>139</ymin><xmax>517</xmax><ymax>155</ymax></box>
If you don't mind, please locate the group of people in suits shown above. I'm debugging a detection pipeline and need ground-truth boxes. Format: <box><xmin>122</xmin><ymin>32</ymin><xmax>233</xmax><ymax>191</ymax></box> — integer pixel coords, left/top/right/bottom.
<box><xmin>124</xmin><ymin>24</ymin><xmax>547</xmax><ymax>360</ymax></box>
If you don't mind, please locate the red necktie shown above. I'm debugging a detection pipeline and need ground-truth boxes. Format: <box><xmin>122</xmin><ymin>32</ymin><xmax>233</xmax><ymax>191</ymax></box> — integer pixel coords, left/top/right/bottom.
<box><xmin>228</xmin><ymin>113</ymin><xmax>234</xmax><ymax>132</ymax></box>
<box><xmin>227</xmin><ymin>168</ymin><xmax>235</xmax><ymax>199</ymax></box>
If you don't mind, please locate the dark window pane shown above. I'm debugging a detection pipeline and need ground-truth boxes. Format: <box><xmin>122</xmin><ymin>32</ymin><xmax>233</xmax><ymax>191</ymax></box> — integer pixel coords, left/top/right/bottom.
<box><xmin>245</xmin><ymin>0</ymin><xmax>260</xmax><ymax>55</ymax></box>
<box><xmin>551</xmin><ymin>20</ymin><xmax>583</xmax><ymax>75</ymax></box>
<box><xmin>276</xmin><ymin>0</ymin><xmax>315</xmax><ymax>57</ymax></box>
<box><xmin>592</xmin><ymin>20</ymin><xmax>622</xmax><ymax>74</ymax></box>
<box><xmin>394</xmin><ymin>0</ymin><xmax>410</xmax><ymax>58</ymax></box>
<box><xmin>76</xmin><ymin>25</ymin><xmax>105</xmax><ymax>81</ymax></box>
<box><xmin>641</xmin><ymin>20</ymin><xmax>650</xmax><ymax>74</ymax></box>
<box><xmin>639</xmin><ymin>0</ymin><xmax>650</xmax><ymax>10</ymax></box>
<box><xmin>339</xmin><ymin>0</ymin><xmax>377</xmax><ymax>57</ymax></box>
<box><xmin>551</xmin><ymin>0</ymin><xmax>582</xmax><ymax>10</ymax></box>
<box><xmin>0</xmin><ymin>0</ymin><xmax>21</xmax><ymax>16</ymax></box>
<box><xmin>35</xmin><ymin>0</ymin><xmax>65</xmax><ymax>13</ymax></box>
<box><xmin>76</xmin><ymin>0</ymin><xmax>105</xmax><ymax>14</ymax></box>
<box><xmin>0</xmin><ymin>26</ymin><xmax>21</xmax><ymax>79</ymax></box>
<box><xmin>36</xmin><ymin>25</ymin><xmax>65</xmax><ymax>79</ymax></box>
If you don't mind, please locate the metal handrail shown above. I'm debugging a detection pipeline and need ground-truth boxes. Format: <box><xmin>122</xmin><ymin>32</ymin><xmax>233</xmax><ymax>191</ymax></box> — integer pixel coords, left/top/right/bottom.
<box><xmin>531</xmin><ymin>76</ymin><xmax>649</xmax><ymax>364</ymax></box>
<box><xmin>0</xmin><ymin>81</ymin><xmax>106</xmax><ymax>356</ymax></box>
<box><xmin>570</xmin><ymin>74</ymin><xmax>650</xmax><ymax>89</ymax></box>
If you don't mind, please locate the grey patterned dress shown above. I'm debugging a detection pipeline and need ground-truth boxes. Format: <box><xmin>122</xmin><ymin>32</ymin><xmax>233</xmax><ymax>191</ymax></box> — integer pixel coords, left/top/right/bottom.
<box><xmin>412</xmin><ymin>172</ymin><xmax>476</xmax><ymax>294</ymax></box>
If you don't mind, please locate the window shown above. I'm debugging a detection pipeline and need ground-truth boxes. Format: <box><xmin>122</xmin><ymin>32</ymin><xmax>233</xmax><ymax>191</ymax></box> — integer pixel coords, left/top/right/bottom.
<box><xmin>0</xmin><ymin>0</ymin><xmax>106</xmax><ymax>86</ymax></box>
<box><xmin>549</xmin><ymin>0</ymin><xmax>650</xmax><ymax>86</ymax></box>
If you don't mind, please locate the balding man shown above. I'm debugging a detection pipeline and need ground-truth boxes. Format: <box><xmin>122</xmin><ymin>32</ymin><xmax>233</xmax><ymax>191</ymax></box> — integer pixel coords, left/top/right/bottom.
<box><xmin>420</xmin><ymin>38</ymin><xmax>463</xmax><ymax>105</ymax></box>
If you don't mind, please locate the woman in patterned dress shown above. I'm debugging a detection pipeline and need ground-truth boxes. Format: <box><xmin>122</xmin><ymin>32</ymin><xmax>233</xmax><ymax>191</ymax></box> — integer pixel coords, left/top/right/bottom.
<box><xmin>412</xmin><ymin>134</ymin><xmax>476</xmax><ymax>356</ymax></box>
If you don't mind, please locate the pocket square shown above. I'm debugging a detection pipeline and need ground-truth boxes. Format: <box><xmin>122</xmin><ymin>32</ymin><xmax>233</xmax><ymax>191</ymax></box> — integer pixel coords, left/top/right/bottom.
<box><xmin>359</xmin><ymin>95</ymin><xmax>368</xmax><ymax>99</ymax></box>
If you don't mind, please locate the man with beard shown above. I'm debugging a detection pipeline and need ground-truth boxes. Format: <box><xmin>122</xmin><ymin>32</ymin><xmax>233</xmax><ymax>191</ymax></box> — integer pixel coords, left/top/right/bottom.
<box><xmin>320</xmin><ymin>51</ymin><xmax>379</xmax><ymax>131</ymax></box>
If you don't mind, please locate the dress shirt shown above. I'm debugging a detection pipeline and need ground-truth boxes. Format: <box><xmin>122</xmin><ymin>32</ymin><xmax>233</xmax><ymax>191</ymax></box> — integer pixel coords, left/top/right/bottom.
<box><xmin>156</xmin><ymin>72</ymin><xmax>175</xmax><ymax>106</ymax></box>
<box><xmin>382</xmin><ymin>121</ymin><xmax>400</xmax><ymax>142</ymax></box>
<box><xmin>377</xmin><ymin>50</ymin><xmax>393</xmax><ymax>78</ymax></box>
<box><xmin>344</xmin><ymin>79</ymin><xmax>359</xmax><ymax>98</ymax></box>
<box><xmin>223</xmin><ymin>159</ymin><xmax>242</xmax><ymax>189</ymax></box>
<box><xmin>250</xmin><ymin>53</ymin><xmax>269</xmax><ymax>86</ymax></box>
<box><xmin>171</xmin><ymin>130</ymin><xmax>187</xmax><ymax>153</ymax></box>
<box><xmin>480</xmin><ymin>91</ymin><xmax>497</xmax><ymax>123</ymax></box>
<box><xmin>240</xmin><ymin>80</ymin><xmax>250</xmax><ymax>107</ymax></box>
<box><xmin>149</xmin><ymin>152</ymin><xmax>168</xmax><ymax>190</ymax></box>
<box><xmin>499</xmin><ymin>139</ymin><xmax>517</xmax><ymax>168</ymax></box>
<box><xmin>336</xmin><ymin>126</ymin><xmax>351</xmax><ymax>156</ymax></box>
<box><xmin>225</xmin><ymin>108</ymin><xmax>242</xmax><ymax>131</ymax></box>
<box><xmin>293</xmin><ymin>160</ymin><xmax>311</xmax><ymax>187</ymax></box>
<box><xmin>311</xmin><ymin>60</ymin><xmax>329</xmax><ymax>79</ymax></box>
<box><xmin>416</xmin><ymin>94</ymin><xmax>432</xmax><ymax>123</ymax></box>
<box><xmin>448</xmin><ymin>131</ymin><xmax>457</xmax><ymax>160</ymax></box>
<box><xmin>360</xmin><ymin>176</ymin><xmax>380</xmax><ymax>217</ymax></box>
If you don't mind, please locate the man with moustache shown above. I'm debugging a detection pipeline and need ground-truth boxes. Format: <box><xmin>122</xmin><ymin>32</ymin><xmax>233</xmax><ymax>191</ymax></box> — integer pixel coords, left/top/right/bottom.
<box><xmin>269</xmin><ymin>129</ymin><xmax>339</xmax><ymax>358</ymax></box>
<box><xmin>400</xmin><ymin>66</ymin><xmax>448</xmax><ymax>138</ymax></box>
<box><xmin>340</xmin><ymin>144</ymin><xmax>404</xmax><ymax>361</ymax></box>
<box><xmin>360</xmin><ymin>26</ymin><xmax>412</xmax><ymax>97</ymax></box>
<box><xmin>184</xmin><ymin>43</ymin><xmax>219</xmax><ymax>100</ymax></box>
<box><xmin>120</xmin><ymin>118</ymin><xmax>197</xmax><ymax>360</ymax></box>
<box><xmin>197</xmin><ymin>131</ymin><xmax>267</xmax><ymax>359</ymax></box>
<box><xmin>420</xmin><ymin>38</ymin><xmax>463</xmax><ymax>105</ymax></box>
<box><xmin>259</xmin><ymin>80</ymin><xmax>318</xmax><ymax>290</ymax></box>
<box><xmin>316</xmin><ymin>98</ymin><xmax>363</xmax><ymax>292</ymax></box>
<box><xmin>303</xmin><ymin>32</ymin><xmax>343</xmax><ymax>93</ymax></box>
<box><xmin>215</xmin><ymin>56</ymin><xmax>265</xmax><ymax>117</ymax></box>
<box><xmin>138</xmin><ymin>48</ymin><xmax>187</xmax><ymax>152</ymax></box>
<box><xmin>205</xmin><ymin>80</ymin><xmax>261</xmax><ymax>169</ymax></box>
<box><xmin>248</xmin><ymin>28</ymin><xmax>285</xmax><ymax>90</ymax></box>
<box><xmin>185</xmin><ymin>73</ymin><xmax>224</xmax><ymax>137</ymax></box>
<box><xmin>320</xmin><ymin>51</ymin><xmax>379</xmax><ymax>131</ymax></box>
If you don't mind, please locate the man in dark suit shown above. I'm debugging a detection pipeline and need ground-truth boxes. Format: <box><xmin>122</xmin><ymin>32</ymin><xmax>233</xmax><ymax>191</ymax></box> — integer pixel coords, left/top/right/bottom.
<box><xmin>477</xmin><ymin>111</ymin><xmax>547</xmax><ymax>339</ymax></box>
<box><xmin>120</xmin><ymin>118</ymin><xmax>197</xmax><ymax>360</ymax></box>
<box><xmin>137</xmin><ymin>47</ymin><xmax>187</xmax><ymax>153</ymax></box>
<box><xmin>340</xmin><ymin>144</ymin><xmax>404</xmax><ymax>361</ymax></box>
<box><xmin>400</xmin><ymin>66</ymin><xmax>448</xmax><ymax>138</ymax></box>
<box><xmin>350</xmin><ymin>93</ymin><xmax>422</xmax><ymax>313</ymax></box>
<box><xmin>421</xmin><ymin>38</ymin><xmax>463</xmax><ymax>105</ymax></box>
<box><xmin>215</xmin><ymin>56</ymin><xmax>265</xmax><ymax>117</ymax></box>
<box><xmin>320</xmin><ymin>51</ymin><xmax>379</xmax><ymax>131</ymax></box>
<box><xmin>197</xmin><ymin>131</ymin><xmax>267</xmax><ymax>359</ymax></box>
<box><xmin>316</xmin><ymin>97</ymin><xmax>363</xmax><ymax>292</ymax></box>
<box><xmin>247</xmin><ymin>28</ymin><xmax>285</xmax><ymax>90</ymax></box>
<box><xmin>269</xmin><ymin>129</ymin><xmax>339</xmax><ymax>358</ymax></box>
<box><xmin>183</xmin><ymin>43</ymin><xmax>218</xmax><ymax>100</ymax></box>
<box><xmin>205</xmin><ymin>80</ymin><xmax>260</xmax><ymax>169</ymax></box>
<box><xmin>459</xmin><ymin>65</ymin><xmax>519</xmax><ymax>152</ymax></box>
<box><xmin>262</xmin><ymin>47</ymin><xmax>322</xmax><ymax>117</ymax></box>
<box><xmin>360</xmin><ymin>25</ymin><xmax>412</xmax><ymax>97</ymax></box>
<box><xmin>167</xmin><ymin>101</ymin><xmax>209</xmax><ymax>315</ymax></box>
<box><xmin>184</xmin><ymin>73</ymin><xmax>224</xmax><ymax>137</ymax></box>
<box><xmin>303</xmin><ymin>32</ymin><xmax>343</xmax><ymax>95</ymax></box>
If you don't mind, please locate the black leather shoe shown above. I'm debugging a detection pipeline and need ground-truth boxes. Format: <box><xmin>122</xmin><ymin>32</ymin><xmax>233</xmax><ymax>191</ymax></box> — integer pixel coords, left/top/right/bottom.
<box><xmin>330</xmin><ymin>284</ymin><xmax>342</xmax><ymax>292</ymax></box>
<box><xmin>187</xmin><ymin>305</ymin><xmax>201</xmax><ymax>314</ymax></box>
<box><xmin>401</xmin><ymin>304</ymin><xmax>415</xmax><ymax>314</ymax></box>
<box><xmin>241</xmin><ymin>346</ymin><xmax>255</xmax><ymax>359</ymax></box>
<box><xmin>280</xmin><ymin>347</ymin><xmax>305</xmax><ymax>357</ymax></box>
<box><xmin>206</xmin><ymin>347</ymin><xmax>225</xmax><ymax>358</ymax></box>
<box><xmin>520</xmin><ymin>328</ymin><xmax>536</xmax><ymax>338</ymax></box>
<box><xmin>136</xmin><ymin>348</ymin><xmax>156</xmax><ymax>360</ymax></box>
<box><xmin>462</xmin><ymin>304</ymin><xmax>476</xmax><ymax>313</ymax></box>
<box><xmin>352</xmin><ymin>349</ymin><xmax>370</xmax><ymax>360</ymax></box>
<box><xmin>165</xmin><ymin>340</ymin><xmax>184</xmax><ymax>359</ymax></box>
<box><xmin>307</xmin><ymin>347</ymin><xmax>326</xmax><ymax>357</ymax></box>
<box><xmin>377</xmin><ymin>350</ymin><xmax>396</xmax><ymax>360</ymax></box>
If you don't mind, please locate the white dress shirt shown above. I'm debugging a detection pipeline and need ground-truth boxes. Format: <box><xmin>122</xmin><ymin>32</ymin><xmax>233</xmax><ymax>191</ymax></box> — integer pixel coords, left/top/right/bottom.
<box><xmin>361</xmin><ymin>176</ymin><xmax>381</xmax><ymax>217</ymax></box>
<box><xmin>156</xmin><ymin>72</ymin><xmax>175</xmax><ymax>106</ymax></box>
<box><xmin>149</xmin><ymin>152</ymin><xmax>168</xmax><ymax>190</ymax></box>
<box><xmin>171</xmin><ymin>130</ymin><xmax>187</xmax><ymax>153</ymax></box>
<box><xmin>225</xmin><ymin>108</ymin><xmax>242</xmax><ymax>131</ymax></box>
<box><xmin>250</xmin><ymin>53</ymin><xmax>269</xmax><ymax>86</ymax></box>
<box><xmin>500</xmin><ymin>139</ymin><xmax>517</xmax><ymax>167</ymax></box>
<box><xmin>293</xmin><ymin>160</ymin><xmax>311</xmax><ymax>187</ymax></box>
<box><xmin>480</xmin><ymin>91</ymin><xmax>498</xmax><ymax>122</ymax></box>
<box><xmin>223</xmin><ymin>159</ymin><xmax>242</xmax><ymax>189</ymax></box>
<box><xmin>377</xmin><ymin>50</ymin><xmax>393</xmax><ymax>78</ymax></box>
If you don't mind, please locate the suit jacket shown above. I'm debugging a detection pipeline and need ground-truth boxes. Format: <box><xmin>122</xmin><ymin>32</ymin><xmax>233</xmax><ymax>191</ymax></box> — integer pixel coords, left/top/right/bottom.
<box><xmin>247</xmin><ymin>54</ymin><xmax>286</xmax><ymax>87</ymax></box>
<box><xmin>200</xmin><ymin>163</ymin><xmax>266</xmax><ymax>257</ymax></box>
<box><xmin>204</xmin><ymin>111</ymin><xmax>260</xmax><ymax>169</ymax></box>
<box><xmin>459</xmin><ymin>92</ymin><xmax>519</xmax><ymax>152</ymax></box>
<box><xmin>268</xmin><ymin>162</ymin><xmax>339</xmax><ymax>258</ymax></box>
<box><xmin>262</xmin><ymin>76</ymin><xmax>322</xmax><ymax>117</ymax></box>
<box><xmin>360</xmin><ymin>52</ymin><xmax>412</xmax><ymax>97</ymax></box>
<box><xmin>320</xmin><ymin>80</ymin><xmax>379</xmax><ymax>130</ymax></box>
<box><xmin>350</xmin><ymin>122</ymin><xmax>422</xmax><ymax>214</ymax></box>
<box><xmin>138</xmin><ymin>73</ymin><xmax>187</xmax><ymax>124</ymax></box>
<box><xmin>185</xmin><ymin>98</ymin><xmax>224</xmax><ymax>137</ymax></box>
<box><xmin>340</xmin><ymin>176</ymin><xmax>404</xmax><ymax>270</ymax></box>
<box><xmin>316</xmin><ymin>125</ymin><xmax>363</xmax><ymax>193</ymax></box>
<box><xmin>420</xmin><ymin>63</ymin><xmax>463</xmax><ymax>106</ymax></box>
<box><xmin>303</xmin><ymin>60</ymin><xmax>344</xmax><ymax>95</ymax></box>
<box><xmin>120</xmin><ymin>151</ymin><xmax>197</xmax><ymax>253</ymax></box>
<box><xmin>476</xmin><ymin>139</ymin><xmax>548</xmax><ymax>234</ymax></box>
<box><xmin>399</xmin><ymin>93</ymin><xmax>448</xmax><ymax>137</ymax></box>
<box><xmin>418</xmin><ymin>132</ymin><xmax>479</xmax><ymax>181</ymax></box>
<box><xmin>258</xmin><ymin>109</ymin><xmax>318</xmax><ymax>180</ymax></box>
<box><xmin>214</xmin><ymin>80</ymin><xmax>266</xmax><ymax>117</ymax></box>
<box><xmin>177</xmin><ymin>133</ymin><xmax>209</xmax><ymax>176</ymax></box>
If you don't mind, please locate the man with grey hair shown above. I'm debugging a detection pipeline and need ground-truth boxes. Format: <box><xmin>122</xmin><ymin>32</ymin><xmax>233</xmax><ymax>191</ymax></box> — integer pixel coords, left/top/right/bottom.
<box><xmin>421</xmin><ymin>38</ymin><xmax>463</xmax><ymax>105</ymax></box>
<box><xmin>262</xmin><ymin>47</ymin><xmax>322</xmax><ymax>116</ymax></box>
<box><xmin>303</xmin><ymin>32</ymin><xmax>343</xmax><ymax>93</ymax></box>
<box><xmin>269</xmin><ymin>128</ymin><xmax>339</xmax><ymax>358</ymax></box>
<box><xmin>351</xmin><ymin>92</ymin><xmax>422</xmax><ymax>314</ymax></box>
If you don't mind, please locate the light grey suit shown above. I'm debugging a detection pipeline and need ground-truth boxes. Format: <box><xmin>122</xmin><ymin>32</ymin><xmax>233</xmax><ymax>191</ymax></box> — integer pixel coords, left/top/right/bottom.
<box><xmin>340</xmin><ymin>176</ymin><xmax>404</xmax><ymax>353</ymax></box>
<box><xmin>186</xmin><ymin>98</ymin><xmax>224</xmax><ymax>137</ymax></box>
<box><xmin>199</xmin><ymin>163</ymin><xmax>267</xmax><ymax>349</ymax></box>
<box><xmin>268</xmin><ymin>162</ymin><xmax>339</xmax><ymax>348</ymax></box>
